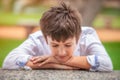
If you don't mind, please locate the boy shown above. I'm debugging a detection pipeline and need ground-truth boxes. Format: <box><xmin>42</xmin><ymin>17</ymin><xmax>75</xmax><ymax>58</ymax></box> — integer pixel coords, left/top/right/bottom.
<box><xmin>3</xmin><ymin>3</ymin><xmax>113</xmax><ymax>71</ymax></box>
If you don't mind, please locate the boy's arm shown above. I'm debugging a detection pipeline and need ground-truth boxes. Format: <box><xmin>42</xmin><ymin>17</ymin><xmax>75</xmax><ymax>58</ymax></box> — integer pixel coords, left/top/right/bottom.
<box><xmin>40</xmin><ymin>63</ymin><xmax>79</xmax><ymax>70</ymax></box>
<box><xmin>63</xmin><ymin>56</ymin><xmax>91</xmax><ymax>70</ymax></box>
<box><xmin>26</xmin><ymin>60</ymin><xmax>79</xmax><ymax>70</ymax></box>
<box><xmin>77</xmin><ymin>27</ymin><xmax>113</xmax><ymax>71</ymax></box>
<box><xmin>2</xmin><ymin>38</ymin><xmax>35</xmax><ymax>69</ymax></box>
<box><xmin>26</xmin><ymin>56</ymin><xmax>79</xmax><ymax>70</ymax></box>
<box><xmin>3</xmin><ymin>31</ymin><xmax>49</xmax><ymax>69</ymax></box>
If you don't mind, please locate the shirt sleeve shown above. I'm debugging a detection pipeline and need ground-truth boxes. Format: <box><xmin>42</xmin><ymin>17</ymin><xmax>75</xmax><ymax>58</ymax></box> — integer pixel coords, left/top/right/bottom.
<box><xmin>2</xmin><ymin>33</ymin><xmax>41</xmax><ymax>69</ymax></box>
<box><xmin>84</xmin><ymin>27</ymin><xmax>113</xmax><ymax>71</ymax></box>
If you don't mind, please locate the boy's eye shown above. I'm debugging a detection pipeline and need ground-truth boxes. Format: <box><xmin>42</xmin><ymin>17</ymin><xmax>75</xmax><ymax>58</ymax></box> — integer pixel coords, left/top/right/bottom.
<box><xmin>52</xmin><ymin>45</ymin><xmax>59</xmax><ymax>47</ymax></box>
<box><xmin>65</xmin><ymin>45</ymin><xmax>71</xmax><ymax>47</ymax></box>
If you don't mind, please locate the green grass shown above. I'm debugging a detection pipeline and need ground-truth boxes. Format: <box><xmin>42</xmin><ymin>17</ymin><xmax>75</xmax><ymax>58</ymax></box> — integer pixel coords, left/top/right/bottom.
<box><xmin>0</xmin><ymin>12</ymin><xmax>41</xmax><ymax>25</ymax></box>
<box><xmin>0</xmin><ymin>39</ymin><xmax>120</xmax><ymax>70</ymax></box>
<box><xmin>92</xmin><ymin>7</ymin><xmax>120</xmax><ymax>28</ymax></box>
<box><xmin>93</xmin><ymin>15</ymin><xmax>120</xmax><ymax>28</ymax></box>
<box><xmin>0</xmin><ymin>5</ymin><xmax>48</xmax><ymax>25</ymax></box>
<box><xmin>103</xmin><ymin>42</ymin><xmax>120</xmax><ymax>70</ymax></box>
<box><xmin>0</xmin><ymin>7</ymin><xmax>120</xmax><ymax>28</ymax></box>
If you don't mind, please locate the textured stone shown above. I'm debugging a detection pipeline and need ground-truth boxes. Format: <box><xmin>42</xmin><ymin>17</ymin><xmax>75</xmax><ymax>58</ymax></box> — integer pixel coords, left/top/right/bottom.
<box><xmin>0</xmin><ymin>69</ymin><xmax>120</xmax><ymax>80</ymax></box>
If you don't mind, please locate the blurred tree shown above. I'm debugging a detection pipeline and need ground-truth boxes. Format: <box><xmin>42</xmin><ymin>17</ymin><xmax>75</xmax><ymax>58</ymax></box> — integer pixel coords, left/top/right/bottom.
<box><xmin>2</xmin><ymin>0</ymin><xmax>44</xmax><ymax>12</ymax></box>
<box><xmin>13</xmin><ymin>0</ymin><xmax>44</xmax><ymax>13</ymax></box>
<box><xmin>2</xmin><ymin>0</ymin><xmax>14</xmax><ymax>12</ymax></box>
<box><xmin>65</xmin><ymin>0</ymin><xmax>103</xmax><ymax>26</ymax></box>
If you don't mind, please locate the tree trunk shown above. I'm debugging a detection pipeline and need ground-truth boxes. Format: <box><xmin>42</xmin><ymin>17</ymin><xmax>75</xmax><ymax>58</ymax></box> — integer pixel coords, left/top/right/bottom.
<box><xmin>81</xmin><ymin>0</ymin><xmax>103</xmax><ymax>26</ymax></box>
<box><xmin>65</xmin><ymin>0</ymin><xmax>103</xmax><ymax>26</ymax></box>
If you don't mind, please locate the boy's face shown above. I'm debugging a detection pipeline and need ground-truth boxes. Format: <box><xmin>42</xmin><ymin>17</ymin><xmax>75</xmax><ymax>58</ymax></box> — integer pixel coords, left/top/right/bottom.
<box><xmin>47</xmin><ymin>36</ymin><xmax>77</xmax><ymax>63</ymax></box>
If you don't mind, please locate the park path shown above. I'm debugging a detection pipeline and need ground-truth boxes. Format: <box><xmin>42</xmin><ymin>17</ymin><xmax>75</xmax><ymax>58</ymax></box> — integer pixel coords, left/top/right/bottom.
<box><xmin>0</xmin><ymin>26</ymin><xmax>120</xmax><ymax>42</ymax></box>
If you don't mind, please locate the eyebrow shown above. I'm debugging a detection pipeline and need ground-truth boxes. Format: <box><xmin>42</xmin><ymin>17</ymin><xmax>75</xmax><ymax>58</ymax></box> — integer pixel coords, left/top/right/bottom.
<box><xmin>64</xmin><ymin>42</ymin><xmax>73</xmax><ymax>44</ymax></box>
<box><xmin>50</xmin><ymin>42</ymin><xmax>58</xmax><ymax>45</ymax></box>
<box><xmin>50</xmin><ymin>42</ymin><xmax>73</xmax><ymax>45</ymax></box>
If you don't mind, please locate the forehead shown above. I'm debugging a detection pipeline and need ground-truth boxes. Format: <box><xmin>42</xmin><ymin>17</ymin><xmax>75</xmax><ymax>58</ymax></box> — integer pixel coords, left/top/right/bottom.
<box><xmin>47</xmin><ymin>36</ymin><xmax>76</xmax><ymax>43</ymax></box>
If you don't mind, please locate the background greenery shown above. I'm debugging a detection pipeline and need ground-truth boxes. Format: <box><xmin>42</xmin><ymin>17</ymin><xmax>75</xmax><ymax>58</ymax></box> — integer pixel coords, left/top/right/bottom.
<box><xmin>0</xmin><ymin>39</ymin><xmax>120</xmax><ymax>70</ymax></box>
<box><xmin>93</xmin><ymin>8</ymin><xmax>120</xmax><ymax>29</ymax></box>
<box><xmin>0</xmin><ymin>7</ymin><xmax>120</xmax><ymax>28</ymax></box>
<box><xmin>0</xmin><ymin>1</ymin><xmax>120</xmax><ymax>70</ymax></box>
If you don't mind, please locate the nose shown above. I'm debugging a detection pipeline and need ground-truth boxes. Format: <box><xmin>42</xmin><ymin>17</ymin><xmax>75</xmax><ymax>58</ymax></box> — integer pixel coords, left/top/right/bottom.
<box><xmin>58</xmin><ymin>47</ymin><xmax>67</xmax><ymax>57</ymax></box>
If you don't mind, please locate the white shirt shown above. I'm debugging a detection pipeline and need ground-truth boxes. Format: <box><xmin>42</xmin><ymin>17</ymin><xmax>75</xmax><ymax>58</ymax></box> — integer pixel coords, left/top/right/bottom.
<box><xmin>2</xmin><ymin>27</ymin><xmax>113</xmax><ymax>71</ymax></box>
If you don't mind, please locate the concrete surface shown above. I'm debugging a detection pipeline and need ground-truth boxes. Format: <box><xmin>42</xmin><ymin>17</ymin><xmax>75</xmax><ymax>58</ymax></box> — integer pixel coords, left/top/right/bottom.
<box><xmin>0</xmin><ymin>69</ymin><xmax>120</xmax><ymax>80</ymax></box>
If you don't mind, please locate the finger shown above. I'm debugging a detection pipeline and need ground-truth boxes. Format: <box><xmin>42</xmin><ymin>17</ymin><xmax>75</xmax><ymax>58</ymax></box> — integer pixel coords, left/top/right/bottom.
<box><xmin>33</xmin><ymin>55</ymin><xmax>49</xmax><ymax>64</ymax></box>
<box><xmin>30</xmin><ymin>56</ymin><xmax>39</xmax><ymax>61</ymax></box>
<box><xmin>38</xmin><ymin>56</ymin><xmax>57</xmax><ymax>66</ymax></box>
<box><xmin>33</xmin><ymin>58</ymin><xmax>42</xmax><ymax>64</ymax></box>
<box><xmin>38</xmin><ymin>59</ymin><xmax>50</xmax><ymax>66</ymax></box>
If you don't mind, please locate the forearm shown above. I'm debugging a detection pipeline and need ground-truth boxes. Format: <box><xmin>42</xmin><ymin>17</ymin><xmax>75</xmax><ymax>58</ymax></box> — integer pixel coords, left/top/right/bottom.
<box><xmin>39</xmin><ymin>63</ymin><xmax>79</xmax><ymax>70</ymax></box>
<box><xmin>26</xmin><ymin>60</ymin><xmax>78</xmax><ymax>70</ymax></box>
<box><xmin>64</xmin><ymin>56</ymin><xmax>91</xmax><ymax>70</ymax></box>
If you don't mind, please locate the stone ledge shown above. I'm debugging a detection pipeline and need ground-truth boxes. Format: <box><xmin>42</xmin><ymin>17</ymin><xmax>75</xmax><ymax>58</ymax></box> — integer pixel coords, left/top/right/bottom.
<box><xmin>0</xmin><ymin>69</ymin><xmax>120</xmax><ymax>80</ymax></box>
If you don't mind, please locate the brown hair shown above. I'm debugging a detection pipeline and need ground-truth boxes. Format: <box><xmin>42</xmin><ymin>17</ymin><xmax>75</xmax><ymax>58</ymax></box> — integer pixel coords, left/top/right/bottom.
<box><xmin>40</xmin><ymin>2</ymin><xmax>81</xmax><ymax>42</ymax></box>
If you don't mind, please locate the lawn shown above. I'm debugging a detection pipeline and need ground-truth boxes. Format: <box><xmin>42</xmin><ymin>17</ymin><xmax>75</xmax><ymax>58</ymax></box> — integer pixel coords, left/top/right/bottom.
<box><xmin>103</xmin><ymin>42</ymin><xmax>120</xmax><ymax>70</ymax></box>
<box><xmin>0</xmin><ymin>5</ymin><xmax>47</xmax><ymax>26</ymax></box>
<box><xmin>93</xmin><ymin>8</ymin><xmax>120</xmax><ymax>29</ymax></box>
<box><xmin>0</xmin><ymin>39</ymin><xmax>120</xmax><ymax>70</ymax></box>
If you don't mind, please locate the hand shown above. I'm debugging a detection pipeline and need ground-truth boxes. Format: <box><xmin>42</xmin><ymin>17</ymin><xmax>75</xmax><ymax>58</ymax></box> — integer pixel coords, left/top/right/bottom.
<box><xmin>26</xmin><ymin>60</ymin><xmax>79</xmax><ymax>70</ymax></box>
<box><xmin>32</xmin><ymin>55</ymin><xmax>80</xmax><ymax>70</ymax></box>
<box><xmin>30</xmin><ymin>55</ymin><xmax>59</xmax><ymax>66</ymax></box>
<box><xmin>26</xmin><ymin>60</ymin><xmax>40</xmax><ymax>69</ymax></box>
<box><xmin>26</xmin><ymin>56</ymin><xmax>80</xmax><ymax>70</ymax></box>
<box><xmin>26</xmin><ymin>56</ymin><xmax>50</xmax><ymax>69</ymax></box>
<box><xmin>30</xmin><ymin>55</ymin><xmax>49</xmax><ymax>64</ymax></box>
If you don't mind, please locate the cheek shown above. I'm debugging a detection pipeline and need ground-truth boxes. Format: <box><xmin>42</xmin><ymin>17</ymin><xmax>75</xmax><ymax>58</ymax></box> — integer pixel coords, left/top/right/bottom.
<box><xmin>68</xmin><ymin>47</ymin><xmax>75</xmax><ymax>54</ymax></box>
<box><xmin>50</xmin><ymin>47</ymin><xmax>58</xmax><ymax>56</ymax></box>
<box><xmin>69</xmin><ymin>44</ymin><xmax>77</xmax><ymax>55</ymax></box>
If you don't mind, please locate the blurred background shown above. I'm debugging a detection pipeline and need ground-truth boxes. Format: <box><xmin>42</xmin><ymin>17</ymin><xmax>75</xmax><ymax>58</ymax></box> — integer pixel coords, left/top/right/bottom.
<box><xmin>0</xmin><ymin>0</ymin><xmax>120</xmax><ymax>70</ymax></box>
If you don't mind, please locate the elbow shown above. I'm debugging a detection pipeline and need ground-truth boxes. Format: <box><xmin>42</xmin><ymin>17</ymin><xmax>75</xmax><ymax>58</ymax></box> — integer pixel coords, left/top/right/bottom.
<box><xmin>105</xmin><ymin>60</ymin><xmax>113</xmax><ymax>72</ymax></box>
<box><xmin>108</xmin><ymin>66</ymin><xmax>113</xmax><ymax>72</ymax></box>
<box><xmin>2</xmin><ymin>58</ymin><xmax>9</xmax><ymax>69</ymax></box>
<box><xmin>88</xmin><ymin>55</ymin><xmax>113</xmax><ymax>72</ymax></box>
<box><xmin>2</xmin><ymin>61</ymin><xmax>10</xmax><ymax>69</ymax></box>
<box><xmin>90</xmin><ymin>61</ymin><xmax>113</xmax><ymax>72</ymax></box>
<box><xmin>2</xmin><ymin>58</ymin><xmax>19</xmax><ymax>69</ymax></box>
<box><xmin>98</xmin><ymin>58</ymin><xmax>113</xmax><ymax>72</ymax></box>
